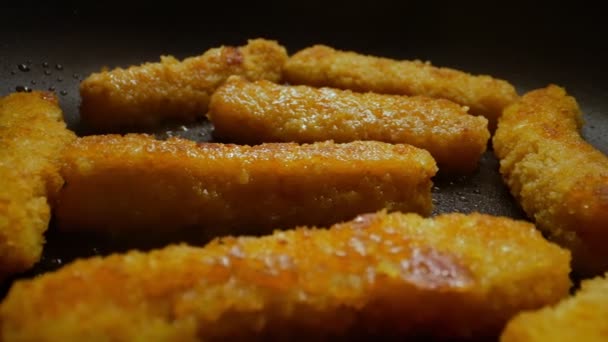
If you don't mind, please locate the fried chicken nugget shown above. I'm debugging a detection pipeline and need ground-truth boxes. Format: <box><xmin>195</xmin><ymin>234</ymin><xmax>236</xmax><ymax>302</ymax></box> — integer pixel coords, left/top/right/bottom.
<box><xmin>284</xmin><ymin>45</ymin><xmax>518</xmax><ymax>129</ymax></box>
<box><xmin>501</xmin><ymin>274</ymin><xmax>608</xmax><ymax>342</ymax></box>
<box><xmin>209</xmin><ymin>76</ymin><xmax>490</xmax><ymax>173</ymax></box>
<box><xmin>493</xmin><ymin>85</ymin><xmax>608</xmax><ymax>276</ymax></box>
<box><xmin>80</xmin><ymin>39</ymin><xmax>288</xmax><ymax>130</ymax></box>
<box><xmin>1</xmin><ymin>211</ymin><xmax>570</xmax><ymax>341</ymax></box>
<box><xmin>56</xmin><ymin>135</ymin><xmax>436</xmax><ymax>235</ymax></box>
<box><xmin>0</xmin><ymin>92</ymin><xmax>76</xmax><ymax>279</ymax></box>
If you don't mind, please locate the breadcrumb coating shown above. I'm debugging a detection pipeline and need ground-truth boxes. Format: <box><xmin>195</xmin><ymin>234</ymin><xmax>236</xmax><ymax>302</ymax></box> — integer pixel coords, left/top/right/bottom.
<box><xmin>501</xmin><ymin>273</ymin><xmax>608</xmax><ymax>342</ymax></box>
<box><xmin>284</xmin><ymin>45</ymin><xmax>518</xmax><ymax>130</ymax></box>
<box><xmin>0</xmin><ymin>92</ymin><xmax>76</xmax><ymax>279</ymax></box>
<box><xmin>209</xmin><ymin>77</ymin><xmax>489</xmax><ymax>173</ymax></box>
<box><xmin>1</xmin><ymin>211</ymin><xmax>570</xmax><ymax>341</ymax></box>
<box><xmin>80</xmin><ymin>39</ymin><xmax>288</xmax><ymax>130</ymax></box>
<box><xmin>56</xmin><ymin>135</ymin><xmax>436</xmax><ymax>235</ymax></box>
<box><xmin>493</xmin><ymin>85</ymin><xmax>608</xmax><ymax>276</ymax></box>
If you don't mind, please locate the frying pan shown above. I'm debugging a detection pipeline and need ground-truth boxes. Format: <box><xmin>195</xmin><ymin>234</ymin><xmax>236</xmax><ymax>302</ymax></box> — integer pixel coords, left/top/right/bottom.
<box><xmin>1</xmin><ymin>1</ymin><xmax>606</xmax><ymax>301</ymax></box>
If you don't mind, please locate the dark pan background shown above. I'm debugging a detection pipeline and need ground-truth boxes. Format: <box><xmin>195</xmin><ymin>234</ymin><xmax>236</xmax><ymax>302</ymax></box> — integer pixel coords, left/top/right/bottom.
<box><xmin>1</xmin><ymin>1</ymin><xmax>607</xmax><ymax>300</ymax></box>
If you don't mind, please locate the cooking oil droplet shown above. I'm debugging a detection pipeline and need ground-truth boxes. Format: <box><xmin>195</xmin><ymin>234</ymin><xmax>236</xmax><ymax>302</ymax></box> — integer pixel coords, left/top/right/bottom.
<box><xmin>30</xmin><ymin>80</ymin><xmax>36</xmax><ymax>85</ymax></box>
<box><xmin>48</xmin><ymin>86</ymin><xmax>56</xmax><ymax>91</ymax></box>
<box><xmin>180</xmin><ymin>125</ymin><xmax>188</xmax><ymax>131</ymax></box>
<box><xmin>15</xmin><ymin>85</ymin><xmax>31</xmax><ymax>92</ymax></box>
<box><xmin>42</xmin><ymin>62</ymin><xmax>49</xmax><ymax>68</ymax></box>
<box><xmin>459</xmin><ymin>195</ymin><xmax>467</xmax><ymax>201</ymax></box>
<box><xmin>433</xmin><ymin>186</ymin><xmax>440</xmax><ymax>191</ymax></box>
<box><xmin>51</xmin><ymin>258</ymin><xmax>63</xmax><ymax>266</ymax></box>
<box><xmin>57</xmin><ymin>77</ymin><xmax>63</xmax><ymax>82</ymax></box>
<box><xmin>72</xmin><ymin>73</ymin><xmax>80</xmax><ymax>79</ymax></box>
<box><xmin>59</xmin><ymin>90</ymin><xmax>68</xmax><ymax>96</ymax></box>
<box><xmin>55</xmin><ymin>64</ymin><xmax>63</xmax><ymax>70</ymax></box>
<box><xmin>18</xmin><ymin>64</ymin><xmax>30</xmax><ymax>72</ymax></box>
<box><xmin>473</xmin><ymin>189</ymin><xmax>481</xmax><ymax>194</ymax></box>
<box><xmin>44</xmin><ymin>70</ymin><xmax>52</xmax><ymax>75</ymax></box>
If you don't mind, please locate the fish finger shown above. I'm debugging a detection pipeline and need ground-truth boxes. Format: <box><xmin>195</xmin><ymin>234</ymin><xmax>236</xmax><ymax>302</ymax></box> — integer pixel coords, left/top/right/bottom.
<box><xmin>208</xmin><ymin>76</ymin><xmax>490</xmax><ymax>173</ymax></box>
<box><xmin>56</xmin><ymin>135</ymin><xmax>436</xmax><ymax>235</ymax></box>
<box><xmin>493</xmin><ymin>85</ymin><xmax>608</xmax><ymax>276</ymax></box>
<box><xmin>0</xmin><ymin>211</ymin><xmax>570</xmax><ymax>341</ymax></box>
<box><xmin>284</xmin><ymin>45</ymin><xmax>518</xmax><ymax>129</ymax></box>
<box><xmin>0</xmin><ymin>92</ymin><xmax>76</xmax><ymax>279</ymax></box>
<box><xmin>501</xmin><ymin>273</ymin><xmax>608</xmax><ymax>342</ymax></box>
<box><xmin>80</xmin><ymin>38</ymin><xmax>288</xmax><ymax>130</ymax></box>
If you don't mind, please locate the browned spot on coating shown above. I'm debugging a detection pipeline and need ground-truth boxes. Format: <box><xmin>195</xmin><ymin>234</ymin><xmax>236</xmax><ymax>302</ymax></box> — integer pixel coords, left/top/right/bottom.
<box><xmin>541</xmin><ymin>123</ymin><xmax>560</xmax><ymax>138</ymax></box>
<box><xmin>0</xmin><ymin>199</ymin><xmax>8</xmax><ymax>212</ymax></box>
<box><xmin>401</xmin><ymin>248</ymin><xmax>474</xmax><ymax>289</ymax></box>
<box><xmin>594</xmin><ymin>183</ymin><xmax>608</xmax><ymax>202</ymax></box>
<box><xmin>224</xmin><ymin>47</ymin><xmax>244</xmax><ymax>66</ymax></box>
<box><xmin>430</xmin><ymin>67</ymin><xmax>458</xmax><ymax>80</ymax></box>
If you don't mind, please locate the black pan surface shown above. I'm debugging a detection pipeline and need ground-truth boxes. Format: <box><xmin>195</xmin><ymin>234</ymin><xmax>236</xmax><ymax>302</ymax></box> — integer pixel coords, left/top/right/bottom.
<box><xmin>1</xmin><ymin>1</ymin><xmax>607</xmax><ymax>308</ymax></box>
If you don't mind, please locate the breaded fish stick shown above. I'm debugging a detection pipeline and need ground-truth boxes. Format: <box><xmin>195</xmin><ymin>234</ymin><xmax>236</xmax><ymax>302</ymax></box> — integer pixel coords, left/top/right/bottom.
<box><xmin>209</xmin><ymin>77</ymin><xmax>490</xmax><ymax>173</ymax></box>
<box><xmin>1</xmin><ymin>211</ymin><xmax>570</xmax><ymax>341</ymax></box>
<box><xmin>284</xmin><ymin>45</ymin><xmax>518</xmax><ymax>129</ymax></box>
<box><xmin>80</xmin><ymin>39</ymin><xmax>288</xmax><ymax>130</ymax></box>
<box><xmin>0</xmin><ymin>92</ymin><xmax>76</xmax><ymax>279</ymax></box>
<box><xmin>493</xmin><ymin>85</ymin><xmax>608</xmax><ymax>276</ymax></box>
<box><xmin>501</xmin><ymin>273</ymin><xmax>608</xmax><ymax>342</ymax></box>
<box><xmin>56</xmin><ymin>135</ymin><xmax>436</xmax><ymax>234</ymax></box>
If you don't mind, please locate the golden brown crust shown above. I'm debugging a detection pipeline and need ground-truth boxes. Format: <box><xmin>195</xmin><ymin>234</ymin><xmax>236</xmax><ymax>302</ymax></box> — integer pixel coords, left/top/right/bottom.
<box><xmin>56</xmin><ymin>135</ymin><xmax>437</xmax><ymax>234</ymax></box>
<box><xmin>493</xmin><ymin>85</ymin><xmax>608</xmax><ymax>276</ymax></box>
<box><xmin>1</xmin><ymin>211</ymin><xmax>570</xmax><ymax>341</ymax></box>
<box><xmin>284</xmin><ymin>45</ymin><xmax>518</xmax><ymax>129</ymax></box>
<box><xmin>0</xmin><ymin>92</ymin><xmax>76</xmax><ymax>279</ymax></box>
<box><xmin>80</xmin><ymin>39</ymin><xmax>288</xmax><ymax>130</ymax></box>
<box><xmin>209</xmin><ymin>77</ymin><xmax>490</xmax><ymax>173</ymax></box>
<box><xmin>501</xmin><ymin>274</ymin><xmax>608</xmax><ymax>342</ymax></box>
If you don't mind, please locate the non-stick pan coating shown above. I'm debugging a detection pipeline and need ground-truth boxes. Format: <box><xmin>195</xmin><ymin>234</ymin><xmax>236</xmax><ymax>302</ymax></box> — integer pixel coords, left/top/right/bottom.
<box><xmin>1</xmin><ymin>3</ymin><xmax>606</xmax><ymax>299</ymax></box>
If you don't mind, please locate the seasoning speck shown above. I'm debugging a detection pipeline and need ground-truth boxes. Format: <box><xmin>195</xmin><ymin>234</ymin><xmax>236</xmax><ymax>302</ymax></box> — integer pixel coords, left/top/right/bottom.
<box><xmin>15</xmin><ymin>85</ymin><xmax>32</xmax><ymax>93</ymax></box>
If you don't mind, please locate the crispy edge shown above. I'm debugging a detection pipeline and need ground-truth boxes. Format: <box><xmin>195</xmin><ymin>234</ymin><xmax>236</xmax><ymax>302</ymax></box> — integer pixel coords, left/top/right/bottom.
<box><xmin>493</xmin><ymin>85</ymin><xmax>608</xmax><ymax>276</ymax></box>
<box><xmin>284</xmin><ymin>44</ymin><xmax>519</xmax><ymax>129</ymax></box>
<box><xmin>501</xmin><ymin>273</ymin><xmax>608</xmax><ymax>342</ymax></box>
<box><xmin>79</xmin><ymin>38</ymin><xmax>288</xmax><ymax>130</ymax></box>
<box><xmin>208</xmin><ymin>76</ymin><xmax>490</xmax><ymax>173</ymax></box>
<box><xmin>1</xmin><ymin>211</ymin><xmax>570</xmax><ymax>340</ymax></box>
<box><xmin>0</xmin><ymin>92</ymin><xmax>76</xmax><ymax>278</ymax></box>
<box><xmin>56</xmin><ymin>135</ymin><xmax>437</xmax><ymax>234</ymax></box>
